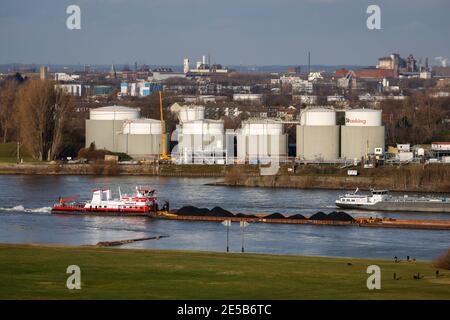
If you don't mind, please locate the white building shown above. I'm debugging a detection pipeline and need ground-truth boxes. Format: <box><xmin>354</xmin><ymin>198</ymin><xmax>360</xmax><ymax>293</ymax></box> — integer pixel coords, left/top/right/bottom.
<box><xmin>327</xmin><ymin>95</ymin><xmax>346</xmax><ymax>103</ymax></box>
<box><xmin>233</xmin><ymin>94</ymin><xmax>263</xmax><ymax>104</ymax></box>
<box><xmin>54</xmin><ymin>73</ymin><xmax>80</xmax><ymax>82</ymax></box>
<box><xmin>299</xmin><ymin>95</ymin><xmax>318</xmax><ymax>105</ymax></box>
<box><xmin>55</xmin><ymin>84</ymin><xmax>88</xmax><ymax>96</ymax></box>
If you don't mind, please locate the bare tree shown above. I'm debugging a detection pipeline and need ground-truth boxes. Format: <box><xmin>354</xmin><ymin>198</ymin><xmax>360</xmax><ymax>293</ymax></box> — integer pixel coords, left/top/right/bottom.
<box><xmin>0</xmin><ymin>80</ymin><xmax>18</xmax><ymax>143</ymax></box>
<box><xmin>15</xmin><ymin>80</ymin><xmax>72</xmax><ymax>161</ymax></box>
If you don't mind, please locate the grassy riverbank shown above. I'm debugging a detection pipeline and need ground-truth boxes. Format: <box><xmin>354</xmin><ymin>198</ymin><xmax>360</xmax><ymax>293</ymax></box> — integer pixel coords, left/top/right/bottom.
<box><xmin>0</xmin><ymin>244</ymin><xmax>449</xmax><ymax>299</ymax></box>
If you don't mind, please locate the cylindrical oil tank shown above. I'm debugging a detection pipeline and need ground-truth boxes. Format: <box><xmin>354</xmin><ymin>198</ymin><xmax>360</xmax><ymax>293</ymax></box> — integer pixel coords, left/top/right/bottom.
<box><xmin>237</xmin><ymin>120</ymin><xmax>287</xmax><ymax>163</ymax></box>
<box><xmin>90</xmin><ymin>106</ymin><xmax>140</xmax><ymax>120</ymax></box>
<box><xmin>300</xmin><ymin>107</ymin><xmax>336</xmax><ymax>126</ymax></box>
<box><xmin>178</xmin><ymin>106</ymin><xmax>205</xmax><ymax>122</ymax></box>
<box><xmin>344</xmin><ymin>108</ymin><xmax>382</xmax><ymax>126</ymax></box>
<box><xmin>341</xmin><ymin>108</ymin><xmax>384</xmax><ymax>159</ymax></box>
<box><xmin>241</xmin><ymin>121</ymin><xmax>283</xmax><ymax>135</ymax></box>
<box><xmin>296</xmin><ymin>125</ymin><xmax>340</xmax><ymax>161</ymax></box>
<box><xmin>178</xmin><ymin>120</ymin><xmax>225</xmax><ymax>163</ymax></box>
<box><xmin>122</xmin><ymin>119</ymin><xmax>163</xmax><ymax>135</ymax></box>
<box><xmin>181</xmin><ymin>120</ymin><xmax>224</xmax><ymax>135</ymax></box>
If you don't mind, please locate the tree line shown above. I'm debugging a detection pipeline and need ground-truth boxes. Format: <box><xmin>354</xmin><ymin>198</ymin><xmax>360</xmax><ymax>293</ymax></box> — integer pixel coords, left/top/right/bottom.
<box><xmin>381</xmin><ymin>92</ymin><xmax>450</xmax><ymax>145</ymax></box>
<box><xmin>0</xmin><ymin>77</ymin><xmax>73</xmax><ymax>161</ymax></box>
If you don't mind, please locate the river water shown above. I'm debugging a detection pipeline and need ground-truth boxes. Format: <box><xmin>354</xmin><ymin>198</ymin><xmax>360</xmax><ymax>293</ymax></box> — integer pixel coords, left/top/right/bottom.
<box><xmin>0</xmin><ymin>175</ymin><xmax>448</xmax><ymax>260</ymax></box>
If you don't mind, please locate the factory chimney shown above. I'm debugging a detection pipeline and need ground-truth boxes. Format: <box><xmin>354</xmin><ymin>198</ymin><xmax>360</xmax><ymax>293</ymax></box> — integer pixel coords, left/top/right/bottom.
<box><xmin>183</xmin><ymin>58</ymin><xmax>190</xmax><ymax>74</ymax></box>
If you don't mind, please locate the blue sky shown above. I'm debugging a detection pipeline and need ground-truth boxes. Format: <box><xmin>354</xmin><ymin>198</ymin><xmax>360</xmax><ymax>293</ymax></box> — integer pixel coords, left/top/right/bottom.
<box><xmin>0</xmin><ymin>0</ymin><xmax>449</xmax><ymax>66</ymax></box>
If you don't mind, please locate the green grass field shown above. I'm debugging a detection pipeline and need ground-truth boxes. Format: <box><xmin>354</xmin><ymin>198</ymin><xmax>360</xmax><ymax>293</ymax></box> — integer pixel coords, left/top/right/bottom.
<box><xmin>0</xmin><ymin>142</ymin><xmax>35</xmax><ymax>163</ymax></box>
<box><xmin>0</xmin><ymin>244</ymin><xmax>448</xmax><ymax>300</ymax></box>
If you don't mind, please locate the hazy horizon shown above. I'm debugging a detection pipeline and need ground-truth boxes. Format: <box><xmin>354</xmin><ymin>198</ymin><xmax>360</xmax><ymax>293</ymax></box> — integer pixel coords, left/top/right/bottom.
<box><xmin>1</xmin><ymin>0</ymin><xmax>449</xmax><ymax>66</ymax></box>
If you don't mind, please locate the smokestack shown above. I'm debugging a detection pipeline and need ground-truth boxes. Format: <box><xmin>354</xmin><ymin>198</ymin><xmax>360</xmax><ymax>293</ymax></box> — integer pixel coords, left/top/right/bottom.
<box><xmin>308</xmin><ymin>51</ymin><xmax>311</xmax><ymax>74</ymax></box>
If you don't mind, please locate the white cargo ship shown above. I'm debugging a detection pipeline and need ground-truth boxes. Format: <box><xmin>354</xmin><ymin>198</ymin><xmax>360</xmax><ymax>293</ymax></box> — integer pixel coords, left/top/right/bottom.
<box><xmin>335</xmin><ymin>189</ymin><xmax>450</xmax><ymax>213</ymax></box>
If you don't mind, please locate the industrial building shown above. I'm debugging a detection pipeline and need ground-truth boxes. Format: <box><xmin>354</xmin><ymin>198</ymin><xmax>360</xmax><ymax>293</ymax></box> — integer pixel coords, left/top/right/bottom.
<box><xmin>296</xmin><ymin>107</ymin><xmax>340</xmax><ymax>161</ymax></box>
<box><xmin>183</xmin><ymin>55</ymin><xmax>230</xmax><ymax>75</ymax></box>
<box><xmin>236</xmin><ymin>119</ymin><xmax>288</xmax><ymax>164</ymax></box>
<box><xmin>85</xmin><ymin>105</ymin><xmax>167</xmax><ymax>159</ymax></box>
<box><xmin>340</xmin><ymin>109</ymin><xmax>385</xmax><ymax>160</ymax></box>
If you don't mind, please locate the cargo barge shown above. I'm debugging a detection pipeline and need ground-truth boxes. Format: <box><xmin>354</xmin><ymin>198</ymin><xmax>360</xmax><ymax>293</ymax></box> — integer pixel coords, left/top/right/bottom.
<box><xmin>336</xmin><ymin>189</ymin><xmax>450</xmax><ymax>213</ymax></box>
<box><xmin>151</xmin><ymin>211</ymin><xmax>450</xmax><ymax>231</ymax></box>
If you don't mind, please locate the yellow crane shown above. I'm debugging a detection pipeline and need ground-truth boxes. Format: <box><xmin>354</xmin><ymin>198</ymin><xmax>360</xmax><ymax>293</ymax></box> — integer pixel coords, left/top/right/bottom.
<box><xmin>159</xmin><ymin>91</ymin><xmax>170</xmax><ymax>161</ymax></box>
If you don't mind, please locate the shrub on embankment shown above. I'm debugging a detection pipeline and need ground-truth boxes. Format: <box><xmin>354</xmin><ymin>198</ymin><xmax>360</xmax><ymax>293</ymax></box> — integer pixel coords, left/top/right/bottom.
<box><xmin>433</xmin><ymin>248</ymin><xmax>450</xmax><ymax>270</ymax></box>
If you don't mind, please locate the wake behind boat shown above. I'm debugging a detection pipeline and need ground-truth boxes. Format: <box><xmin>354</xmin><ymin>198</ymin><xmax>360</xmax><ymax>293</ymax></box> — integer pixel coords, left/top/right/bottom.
<box><xmin>52</xmin><ymin>186</ymin><xmax>158</xmax><ymax>216</ymax></box>
<box><xmin>335</xmin><ymin>188</ymin><xmax>450</xmax><ymax>213</ymax></box>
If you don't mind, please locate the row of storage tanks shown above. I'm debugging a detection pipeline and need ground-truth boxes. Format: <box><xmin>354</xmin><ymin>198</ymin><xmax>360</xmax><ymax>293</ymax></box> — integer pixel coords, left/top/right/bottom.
<box><xmin>297</xmin><ymin>107</ymin><xmax>384</xmax><ymax>160</ymax></box>
<box><xmin>175</xmin><ymin>106</ymin><xmax>287</xmax><ymax>164</ymax></box>
<box><xmin>86</xmin><ymin>105</ymin><xmax>384</xmax><ymax>162</ymax></box>
<box><xmin>87</xmin><ymin>106</ymin><xmax>167</xmax><ymax>158</ymax></box>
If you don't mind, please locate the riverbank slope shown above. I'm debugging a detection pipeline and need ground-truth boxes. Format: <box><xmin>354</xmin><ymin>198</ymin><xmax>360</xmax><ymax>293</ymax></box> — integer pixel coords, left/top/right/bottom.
<box><xmin>0</xmin><ymin>244</ymin><xmax>448</xmax><ymax>299</ymax></box>
<box><xmin>0</xmin><ymin>162</ymin><xmax>449</xmax><ymax>192</ymax></box>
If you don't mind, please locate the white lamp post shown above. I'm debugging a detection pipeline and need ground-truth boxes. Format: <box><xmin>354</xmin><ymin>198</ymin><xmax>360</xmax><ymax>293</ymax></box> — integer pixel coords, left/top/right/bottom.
<box><xmin>222</xmin><ymin>220</ymin><xmax>231</xmax><ymax>252</ymax></box>
<box><xmin>240</xmin><ymin>221</ymin><xmax>249</xmax><ymax>253</ymax></box>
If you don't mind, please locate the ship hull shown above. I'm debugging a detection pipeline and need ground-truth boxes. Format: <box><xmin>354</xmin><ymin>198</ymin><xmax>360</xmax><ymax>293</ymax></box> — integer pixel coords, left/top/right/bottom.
<box><xmin>51</xmin><ymin>205</ymin><xmax>154</xmax><ymax>216</ymax></box>
<box><xmin>336</xmin><ymin>201</ymin><xmax>450</xmax><ymax>213</ymax></box>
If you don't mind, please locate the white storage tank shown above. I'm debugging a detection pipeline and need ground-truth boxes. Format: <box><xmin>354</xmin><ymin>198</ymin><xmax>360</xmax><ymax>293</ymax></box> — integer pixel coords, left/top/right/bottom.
<box><xmin>345</xmin><ymin>108</ymin><xmax>382</xmax><ymax>126</ymax></box>
<box><xmin>341</xmin><ymin>108</ymin><xmax>385</xmax><ymax>160</ymax></box>
<box><xmin>90</xmin><ymin>105</ymin><xmax>140</xmax><ymax>120</ymax></box>
<box><xmin>178</xmin><ymin>106</ymin><xmax>205</xmax><ymax>123</ymax></box>
<box><xmin>177</xmin><ymin>119</ymin><xmax>226</xmax><ymax>164</ymax></box>
<box><xmin>236</xmin><ymin>119</ymin><xmax>288</xmax><ymax>164</ymax></box>
<box><xmin>122</xmin><ymin>119</ymin><xmax>163</xmax><ymax>135</ymax></box>
<box><xmin>241</xmin><ymin>121</ymin><xmax>283</xmax><ymax>135</ymax></box>
<box><xmin>181</xmin><ymin>120</ymin><xmax>224</xmax><ymax>135</ymax></box>
<box><xmin>300</xmin><ymin>107</ymin><xmax>336</xmax><ymax>126</ymax></box>
<box><xmin>296</xmin><ymin>107</ymin><xmax>339</xmax><ymax>161</ymax></box>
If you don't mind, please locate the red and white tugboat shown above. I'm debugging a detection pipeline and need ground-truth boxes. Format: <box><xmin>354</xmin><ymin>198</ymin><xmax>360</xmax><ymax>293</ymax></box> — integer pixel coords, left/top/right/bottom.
<box><xmin>51</xmin><ymin>186</ymin><xmax>158</xmax><ymax>216</ymax></box>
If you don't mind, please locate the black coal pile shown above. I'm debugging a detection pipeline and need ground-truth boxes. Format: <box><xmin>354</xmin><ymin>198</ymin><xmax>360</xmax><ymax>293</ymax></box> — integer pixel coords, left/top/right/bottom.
<box><xmin>236</xmin><ymin>213</ymin><xmax>257</xmax><ymax>218</ymax></box>
<box><xmin>265</xmin><ymin>212</ymin><xmax>286</xmax><ymax>219</ymax></box>
<box><xmin>176</xmin><ymin>206</ymin><xmax>211</xmax><ymax>216</ymax></box>
<box><xmin>327</xmin><ymin>211</ymin><xmax>355</xmax><ymax>222</ymax></box>
<box><xmin>308</xmin><ymin>211</ymin><xmax>328</xmax><ymax>220</ymax></box>
<box><xmin>209</xmin><ymin>206</ymin><xmax>234</xmax><ymax>217</ymax></box>
<box><xmin>288</xmin><ymin>214</ymin><xmax>306</xmax><ymax>220</ymax></box>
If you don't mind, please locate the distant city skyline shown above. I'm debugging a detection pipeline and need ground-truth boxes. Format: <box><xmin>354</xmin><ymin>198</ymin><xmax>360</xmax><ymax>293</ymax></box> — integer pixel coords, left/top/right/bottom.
<box><xmin>1</xmin><ymin>0</ymin><xmax>449</xmax><ymax>66</ymax></box>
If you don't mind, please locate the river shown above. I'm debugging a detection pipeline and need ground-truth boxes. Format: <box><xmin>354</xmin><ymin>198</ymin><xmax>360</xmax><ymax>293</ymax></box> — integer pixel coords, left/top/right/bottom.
<box><xmin>0</xmin><ymin>175</ymin><xmax>448</xmax><ymax>260</ymax></box>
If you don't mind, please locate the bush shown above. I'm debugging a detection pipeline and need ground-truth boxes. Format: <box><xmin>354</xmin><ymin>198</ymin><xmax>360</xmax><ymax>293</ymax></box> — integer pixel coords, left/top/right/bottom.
<box><xmin>433</xmin><ymin>248</ymin><xmax>450</xmax><ymax>270</ymax></box>
<box><xmin>78</xmin><ymin>143</ymin><xmax>132</xmax><ymax>162</ymax></box>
